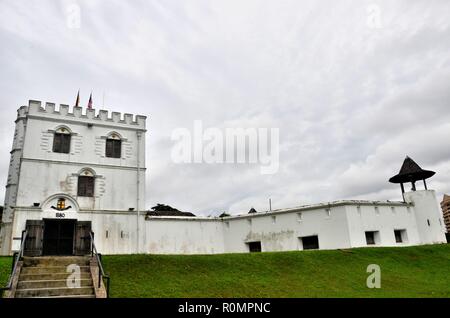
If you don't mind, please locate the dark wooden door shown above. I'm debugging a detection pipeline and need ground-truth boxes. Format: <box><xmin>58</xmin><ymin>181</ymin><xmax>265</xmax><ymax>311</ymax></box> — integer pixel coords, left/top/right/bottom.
<box><xmin>24</xmin><ymin>220</ymin><xmax>44</xmax><ymax>256</ymax></box>
<box><xmin>74</xmin><ymin>221</ymin><xmax>92</xmax><ymax>256</ymax></box>
<box><xmin>43</xmin><ymin>219</ymin><xmax>75</xmax><ymax>256</ymax></box>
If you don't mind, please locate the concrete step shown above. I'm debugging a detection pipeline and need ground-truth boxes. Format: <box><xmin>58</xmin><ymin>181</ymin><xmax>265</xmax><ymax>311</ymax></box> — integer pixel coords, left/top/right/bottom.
<box><xmin>15</xmin><ymin>286</ymin><xmax>95</xmax><ymax>298</ymax></box>
<box><xmin>18</xmin><ymin>279</ymin><xmax>93</xmax><ymax>289</ymax></box>
<box><xmin>21</xmin><ymin>266</ymin><xmax>91</xmax><ymax>275</ymax></box>
<box><xmin>23</xmin><ymin>256</ymin><xmax>91</xmax><ymax>267</ymax></box>
<box><xmin>19</xmin><ymin>272</ymin><xmax>92</xmax><ymax>281</ymax></box>
<box><xmin>31</xmin><ymin>294</ymin><xmax>96</xmax><ymax>299</ymax></box>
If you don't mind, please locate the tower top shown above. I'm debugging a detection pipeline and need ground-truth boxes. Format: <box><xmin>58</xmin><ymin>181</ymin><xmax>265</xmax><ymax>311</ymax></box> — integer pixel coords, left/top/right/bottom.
<box><xmin>389</xmin><ymin>156</ymin><xmax>435</xmax><ymax>184</ymax></box>
<box><xmin>389</xmin><ymin>156</ymin><xmax>435</xmax><ymax>195</ymax></box>
<box><xmin>19</xmin><ymin>100</ymin><xmax>147</xmax><ymax>130</ymax></box>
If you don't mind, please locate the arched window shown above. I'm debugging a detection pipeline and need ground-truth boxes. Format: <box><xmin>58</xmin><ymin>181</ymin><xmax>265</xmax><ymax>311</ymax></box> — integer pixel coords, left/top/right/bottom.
<box><xmin>53</xmin><ymin>127</ymin><xmax>71</xmax><ymax>153</ymax></box>
<box><xmin>77</xmin><ymin>169</ymin><xmax>95</xmax><ymax>197</ymax></box>
<box><xmin>105</xmin><ymin>132</ymin><xmax>122</xmax><ymax>158</ymax></box>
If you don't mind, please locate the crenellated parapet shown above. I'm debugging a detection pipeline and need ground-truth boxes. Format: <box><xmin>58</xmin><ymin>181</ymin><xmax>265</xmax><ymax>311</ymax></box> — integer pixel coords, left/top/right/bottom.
<box><xmin>22</xmin><ymin>100</ymin><xmax>147</xmax><ymax>129</ymax></box>
<box><xmin>17</xmin><ymin>105</ymin><xmax>28</xmax><ymax>120</ymax></box>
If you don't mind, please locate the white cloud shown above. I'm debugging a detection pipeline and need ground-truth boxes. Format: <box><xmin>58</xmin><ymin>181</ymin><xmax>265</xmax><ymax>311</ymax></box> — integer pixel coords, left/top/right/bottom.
<box><xmin>0</xmin><ymin>0</ymin><xmax>449</xmax><ymax>215</ymax></box>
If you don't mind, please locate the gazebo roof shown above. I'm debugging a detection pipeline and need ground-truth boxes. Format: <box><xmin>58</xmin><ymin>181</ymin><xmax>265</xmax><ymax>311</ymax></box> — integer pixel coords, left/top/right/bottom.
<box><xmin>389</xmin><ymin>156</ymin><xmax>435</xmax><ymax>184</ymax></box>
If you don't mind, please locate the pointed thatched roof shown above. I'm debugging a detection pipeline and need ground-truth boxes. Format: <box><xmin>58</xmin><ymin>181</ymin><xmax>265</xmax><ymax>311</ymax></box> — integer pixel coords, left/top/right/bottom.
<box><xmin>248</xmin><ymin>207</ymin><xmax>257</xmax><ymax>214</ymax></box>
<box><xmin>389</xmin><ymin>156</ymin><xmax>435</xmax><ymax>184</ymax></box>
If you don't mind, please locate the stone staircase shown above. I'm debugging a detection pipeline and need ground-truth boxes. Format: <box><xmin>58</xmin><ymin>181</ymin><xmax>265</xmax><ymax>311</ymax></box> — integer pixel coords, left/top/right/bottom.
<box><xmin>14</xmin><ymin>256</ymin><xmax>96</xmax><ymax>298</ymax></box>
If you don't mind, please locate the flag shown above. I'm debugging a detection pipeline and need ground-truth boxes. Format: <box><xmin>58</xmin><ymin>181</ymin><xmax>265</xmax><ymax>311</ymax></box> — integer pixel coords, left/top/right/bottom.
<box><xmin>87</xmin><ymin>93</ymin><xmax>93</xmax><ymax>109</ymax></box>
<box><xmin>75</xmin><ymin>90</ymin><xmax>80</xmax><ymax>107</ymax></box>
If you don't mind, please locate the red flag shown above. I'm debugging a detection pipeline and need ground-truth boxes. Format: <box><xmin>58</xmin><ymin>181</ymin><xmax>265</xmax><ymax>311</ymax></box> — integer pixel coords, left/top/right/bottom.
<box><xmin>87</xmin><ymin>93</ymin><xmax>93</xmax><ymax>109</ymax></box>
<box><xmin>75</xmin><ymin>90</ymin><xmax>80</xmax><ymax>107</ymax></box>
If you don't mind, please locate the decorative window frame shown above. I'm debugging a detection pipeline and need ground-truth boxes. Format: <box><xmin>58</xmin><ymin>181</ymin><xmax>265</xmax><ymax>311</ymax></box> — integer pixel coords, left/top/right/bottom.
<box><xmin>77</xmin><ymin>167</ymin><xmax>97</xmax><ymax>178</ymax></box>
<box><xmin>47</xmin><ymin>125</ymin><xmax>78</xmax><ymax>136</ymax></box>
<box><xmin>72</xmin><ymin>168</ymin><xmax>104</xmax><ymax>198</ymax></box>
<box><xmin>99</xmin><ymin>131</ymin><xmax>128</xmax><ymax>159</ymax></box>
<box><xmin>105</xmin><ymin>131</ymin><xmax>123</xmax><ymax>140</ymax></box>
<box><xmin>47</xmin><ymin>125</ymin><xmax>78</xmax><ymax>154</ymax></box>
<box><xmin>100</xmin><ymin>131</ymin><xmax>127</xmax><ymax>142</ymax></box>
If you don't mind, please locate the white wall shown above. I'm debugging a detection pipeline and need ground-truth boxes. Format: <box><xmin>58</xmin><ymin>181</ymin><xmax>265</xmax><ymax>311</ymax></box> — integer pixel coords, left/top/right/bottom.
<box><xmin>22</xmin><ymin>113</ymin><xmax>146</xmax><ymax>168</ymax></box>
<box><xmin>223</xmin><ymin>205</ymin><xmax>351</xmax><ymax>253</ymax></box>
<box><xmin>404</xmin><ymin>190</ymin><xmax>447</xmax><ymax>244</ymax></box>
<box><xmin>10</xmin><ymin>208</ymin><xmax>143</xmax><ymax>255</ymax></box>
<box><xmin>144</xmin><ymin>218</ymin><xmax>225</xmax><ymax>254</ymax></box>
<box><xmin>16</xmin><ymin>161</ymin><xmax>145</xmax><ymax>211</ymax></box>
<box><xmin>6</xmin><ymin>191</ymin><xmax>447</xmax><ymax>256</ymax></box>
<box><xmin>10</xmin><ymin>211</ymin><xmax>225</xmax><ymax>255</ymax></box>
<box><xmin>138</xmin><ymin>192</ymin><xmax>447</xmax><ymax>255</ymax></box>
<box><xmin>345</xmin><ymin>203</ymin><xmax>421</xmax><ymax>247</ymax></box>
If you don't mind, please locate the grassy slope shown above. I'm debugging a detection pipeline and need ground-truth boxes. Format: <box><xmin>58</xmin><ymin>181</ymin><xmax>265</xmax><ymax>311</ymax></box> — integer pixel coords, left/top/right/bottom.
<box><xmin>0</xmin><ymin>257</ymin><xmax>12</xmax><ymax>289</ymax></box>
<box><xmin>102</xmin><ymin>244</ymin><xmax>450</xmax><ymax>298</ymax></box>
<box><xmin>1</xmin><ymin>245</ymin><xmax>449</xmax><ymax>297</ymax></box>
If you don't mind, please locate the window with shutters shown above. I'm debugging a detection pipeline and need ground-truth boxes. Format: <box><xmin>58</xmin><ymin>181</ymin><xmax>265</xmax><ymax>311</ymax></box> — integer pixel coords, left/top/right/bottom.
<box><xmin>105</xmin><ymin>133</ymin><xmax>122</xmax><ymax>158</ymax></box>
<box><xmin>300</xmin><ymin>235</ymin><xmax>319</xmax><ymax>250</ymax></box>
<box><xmin>365</xmin><ymin>231</ymin><xmax>380</xmax><ymax>245</ymax></box>
<box><xmin>247</xmin><ymin>241</ymin><xmax>262</xmax><ymax>253</ymax></box>
<box><xmin>53</xmin><ymin>128</ymin><xmax>71</xmax><ymax>153</ymax></box>
<box><xmin>77</xmin><ymin>176</ymin><xmax>94</xmax><ymax>197</ymax></box>
<box><xmin>394</xmin><ymin>230</ymin><xmax>403</xmax><ymax>243</ymax></box>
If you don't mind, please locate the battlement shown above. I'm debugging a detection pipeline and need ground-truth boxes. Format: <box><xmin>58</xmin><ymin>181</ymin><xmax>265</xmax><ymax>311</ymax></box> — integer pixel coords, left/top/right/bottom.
<box><xmin>19</xmin><ymin>100</ymin><xmax>147</xmax><ymax>129</ymax></box>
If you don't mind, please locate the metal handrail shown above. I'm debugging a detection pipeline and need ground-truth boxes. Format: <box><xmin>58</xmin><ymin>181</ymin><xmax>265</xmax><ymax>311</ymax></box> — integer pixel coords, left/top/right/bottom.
<box><xmin>1</xmin><ymin>230</ymin><xmax>27</xmax><ymax>293</ymax></box>
<box><xmin>89</xmin><ymin>231</ymin><xmax>110</xmax><ymax>297</ymax></box>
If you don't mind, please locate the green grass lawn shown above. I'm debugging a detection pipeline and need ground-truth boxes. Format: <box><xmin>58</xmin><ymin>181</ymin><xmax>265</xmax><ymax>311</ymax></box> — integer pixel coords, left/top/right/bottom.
<box><xmin>0</xmin><ymin>257</ymin><xmax>12</xmax><ymax>289</ymax></box>
<box><xmin>101</xmin><ymin>244</ymin><xmax>450</xmax><ymax>298</ymax></box>
<box><xmin>1</xmin><ymin>244</ymin><xmax>450</xmax><ymax>297</ymax></box>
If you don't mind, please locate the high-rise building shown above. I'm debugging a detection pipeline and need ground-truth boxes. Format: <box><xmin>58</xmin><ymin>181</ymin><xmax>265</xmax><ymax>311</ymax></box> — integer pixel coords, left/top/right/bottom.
<box><xmin>440</xmin><ymin>194</ymin><xmax>450</xmax><ymax>232</ymax></box>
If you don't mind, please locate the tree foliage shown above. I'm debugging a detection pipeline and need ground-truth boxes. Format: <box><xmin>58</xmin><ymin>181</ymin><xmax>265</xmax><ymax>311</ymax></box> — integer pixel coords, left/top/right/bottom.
<box><xmin>151</xmin><ymin>204</ymin><xmax>180</xmax><ymax>212</ymax></box>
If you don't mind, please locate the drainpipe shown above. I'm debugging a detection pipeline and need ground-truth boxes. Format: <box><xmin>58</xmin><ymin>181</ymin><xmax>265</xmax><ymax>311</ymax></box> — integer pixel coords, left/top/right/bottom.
<box><xmin>136</xmin><ymin>131</ymin><xmax>142</xmax><ymax>254</ymax></box>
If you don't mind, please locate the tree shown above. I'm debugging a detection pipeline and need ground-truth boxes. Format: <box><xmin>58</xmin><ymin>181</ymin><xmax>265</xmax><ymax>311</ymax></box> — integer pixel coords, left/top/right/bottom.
<box><xmin>151</xmin><ymin>204</ymin><xmax>180</xmax><ymax>212</ymax></box>
<box><xmin>146</xmin><ymin>204</ymin><xmax>196</xmax><ymax>217</ymax></box>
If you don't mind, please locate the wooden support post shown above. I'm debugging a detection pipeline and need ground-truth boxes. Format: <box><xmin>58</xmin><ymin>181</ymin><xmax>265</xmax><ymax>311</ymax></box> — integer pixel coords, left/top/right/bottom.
<box><xmin>400</xmin><ymin>183</ymin><xmax>405</xmax><ymax>202</ymax></box>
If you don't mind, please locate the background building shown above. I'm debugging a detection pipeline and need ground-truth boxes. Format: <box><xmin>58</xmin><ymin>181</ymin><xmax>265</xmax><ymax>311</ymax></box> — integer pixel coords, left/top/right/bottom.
<box><xmin>441</xmin><ymin>194</ymin><xmax>450</xmax><ymax>233</ymax></box>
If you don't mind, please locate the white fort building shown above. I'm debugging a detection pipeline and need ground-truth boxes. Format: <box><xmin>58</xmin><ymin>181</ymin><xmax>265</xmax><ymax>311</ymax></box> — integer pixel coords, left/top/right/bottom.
<box><xmin>0</xmin><ymin>100</ymin><xmax>446</xmax><ymax>256</ymax></box>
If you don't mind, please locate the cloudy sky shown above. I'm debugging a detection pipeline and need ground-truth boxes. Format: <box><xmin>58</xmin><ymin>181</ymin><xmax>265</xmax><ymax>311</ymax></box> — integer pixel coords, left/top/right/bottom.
<box><xmin>0</xmin><ymin>0</ymin><xmax>449</xmax><ymax>216</ymax></box>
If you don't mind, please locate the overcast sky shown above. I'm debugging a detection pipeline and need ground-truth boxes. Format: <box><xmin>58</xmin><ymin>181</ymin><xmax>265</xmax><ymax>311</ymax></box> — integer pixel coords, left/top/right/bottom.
<box><xmin>0</xmin><ymin>0</ymin><xmax>449</xmax><ymax>216</ymax></box>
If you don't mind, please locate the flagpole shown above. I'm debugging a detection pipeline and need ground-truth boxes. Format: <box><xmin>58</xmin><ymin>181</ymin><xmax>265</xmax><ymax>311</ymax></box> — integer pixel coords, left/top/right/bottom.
<box><xmin>75</xmin><ymin>89</ymin><xmax>80</xmax><ymax>107</ymax></box>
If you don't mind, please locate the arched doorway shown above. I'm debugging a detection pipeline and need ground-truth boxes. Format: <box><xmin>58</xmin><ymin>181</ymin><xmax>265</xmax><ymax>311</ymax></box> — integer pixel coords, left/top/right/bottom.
<box><xmin>23</xmin><ymin>194</ymin><xmax>92</xmax><ymax>256</ymax></box>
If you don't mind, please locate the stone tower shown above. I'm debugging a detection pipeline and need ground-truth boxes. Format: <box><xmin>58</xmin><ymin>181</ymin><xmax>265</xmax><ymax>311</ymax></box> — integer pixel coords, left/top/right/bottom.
<box><xmin>0</xmin><ymin>100</ymin><xmax>147</xmax><ymax>255</ymax></box>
